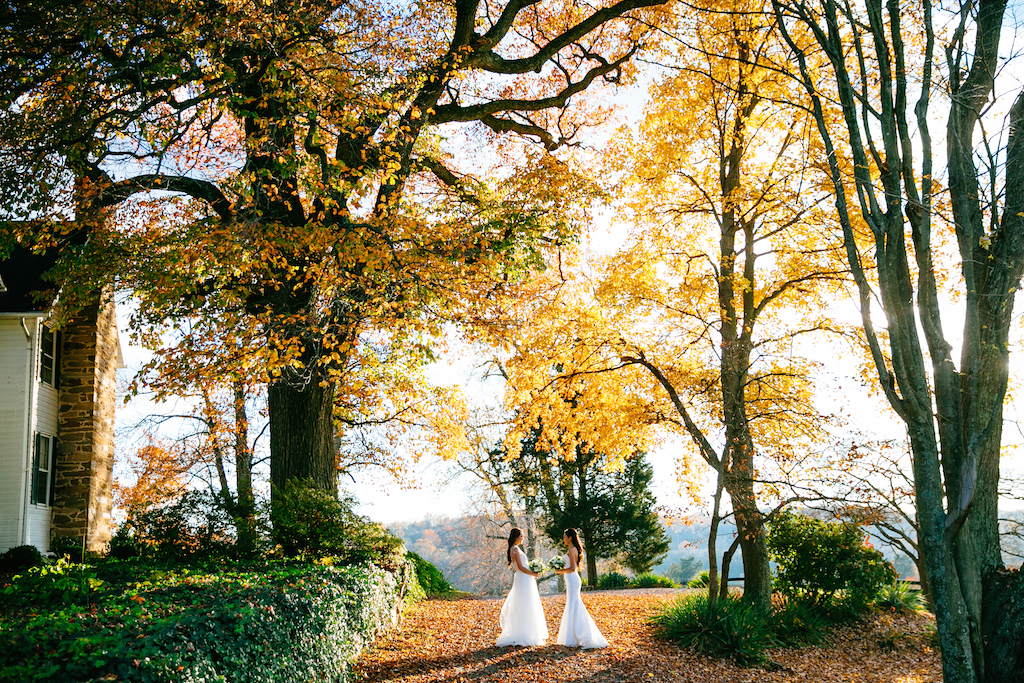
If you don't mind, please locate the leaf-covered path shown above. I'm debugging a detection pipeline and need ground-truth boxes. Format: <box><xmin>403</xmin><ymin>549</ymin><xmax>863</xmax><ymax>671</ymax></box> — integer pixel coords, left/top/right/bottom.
<box><xmin>354</xmin><ymin>590</ymin><xmax>942</xmax><ymax>682</ymax></box>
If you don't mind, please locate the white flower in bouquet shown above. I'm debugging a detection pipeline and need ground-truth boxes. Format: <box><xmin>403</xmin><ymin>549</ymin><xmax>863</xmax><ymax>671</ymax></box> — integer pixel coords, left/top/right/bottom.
<box><xmin>528</xmin><ymin>558</ymin><xmax>547</xmax><ymax>573</ymax></box>
<box><xmin>548</xmin><ymin>556</ymin><xmax>566</xmax><ymax>570</ymax></box>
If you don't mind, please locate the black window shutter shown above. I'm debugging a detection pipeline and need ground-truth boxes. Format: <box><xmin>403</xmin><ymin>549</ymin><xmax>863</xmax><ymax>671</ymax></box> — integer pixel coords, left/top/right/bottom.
<box><xmin>31</xmin><ymin>433</ymin><xmax>41</xmax><ymax>505</ymax></box>
<box><xmin>48</xmin><ymin>439</ymin><xmax>57</xmax><ymax>507</ymax></box>
<box><xmin>54</xmin><ymin>330</ymin><xmax>61</xmax><ymax>390</ymax></box>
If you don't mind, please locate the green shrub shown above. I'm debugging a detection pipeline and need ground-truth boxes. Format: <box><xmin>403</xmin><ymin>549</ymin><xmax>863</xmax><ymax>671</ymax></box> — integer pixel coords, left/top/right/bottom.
<box><xmin>406</xmin><ymin>552</ymin><xmax>455</xmax><ymax>596</ymax></box>
<box><xmin>767</xmin><ymin>510</ymin><xmax>896</xmax><ymax>612</ymax></box>
<box><xmin>687</xmin><ymin>570</ymin><xmax>710</xmax><ymax>588</ymax></box>
<box><xmin>877</xmin><ymin>623</ymin><xmax>913</xmax><ymax>652</ymax></box>
<box><xmin>112</xmin><ymin>489</ymin><xmax>239</xmax><ymax>562</ymax></box>
<box><xmin>875</xmin><ymin>581</ymin><xmax>925</xmax><ymax>614</ymax></box>
<box><xmin>271</xmin><ymin>481</ymin><xmax>404</xmax><ymax>567</ymax></box>
<box><xmin>596</xmin><ymin>571</ymin><xmax>631</xmax><ymax>589</ymax></box>
<box><xmin>0</xmin><ymin>558</ymin><xmax>105</xmax><ymax>609</ymax></box>
<box><xmin>403</xmin><ymin>563</ymin><xmax>427</xmax><ymax>603</ymax></box>
<box><xmin>0</xmin><ymin>560</ymin><xmax>407</xmax><ymax>683</ymax></box>
<box><xmin>768</xmin><ymin>597</ymin><xmax>831</xmax><ymax>646</ymax></box>
<box><xmin>49</xmin><ymin>536</ymin><xmax>86</xmax><ymax>562</ymax></box>
<box><xmin>650</xmin><ymin>593</ymin><xmax>776</xmax><ymax>667</ymax></box>
<box><xmin>0</xmin><ymin>545</ymin><xmax>45</xmax><ymax>573</ymax></box>
<box><xmin>632</xmin><ymin>573</ymin><xmax>675</xmax><ymax>588</ymax></box>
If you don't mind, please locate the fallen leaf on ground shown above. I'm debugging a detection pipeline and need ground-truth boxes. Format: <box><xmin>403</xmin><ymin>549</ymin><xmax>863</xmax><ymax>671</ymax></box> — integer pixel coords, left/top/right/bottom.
<box><xmin>354</xmin><ymin>589</ymin><xmax>942</xmax><ymax>682</ymax></box>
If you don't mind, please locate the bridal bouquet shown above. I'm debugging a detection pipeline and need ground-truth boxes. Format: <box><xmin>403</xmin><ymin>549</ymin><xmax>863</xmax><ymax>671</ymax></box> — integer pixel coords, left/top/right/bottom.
<box><xmin>548</xmin><ymin>556</ymin><xmax>566</xmax><ymax>570</ymax></box>
<box><xmin>528</xmin><ymin>558</ymin><xmax>547</xmax><ymax>573</ymax></box>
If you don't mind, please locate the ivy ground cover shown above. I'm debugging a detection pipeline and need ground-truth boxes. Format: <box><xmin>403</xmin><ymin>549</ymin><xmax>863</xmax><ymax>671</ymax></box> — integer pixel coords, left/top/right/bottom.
<box><xmin>1</xmin><ymin>560</ymin><xmax>407</xmax><ymax>683</ymax></box>
<box><xmin>355</xmin><ymin>589</ymin><xmax>941</xmax><ymax>682</ymax></box>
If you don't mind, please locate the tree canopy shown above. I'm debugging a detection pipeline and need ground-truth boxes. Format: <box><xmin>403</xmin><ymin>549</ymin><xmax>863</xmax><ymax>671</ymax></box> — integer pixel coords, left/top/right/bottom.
<box><xmin>0</xmin><ymin>0</ymin><xmax>671</xmax><ymax>500</ymax></box>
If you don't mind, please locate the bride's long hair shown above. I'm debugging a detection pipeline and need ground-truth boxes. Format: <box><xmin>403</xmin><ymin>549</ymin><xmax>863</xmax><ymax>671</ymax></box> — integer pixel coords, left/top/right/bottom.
<box><xmin>506</xmin><ymin>527</ymin><xmax>522</xmax><ymax>566</ymax></box>
<box><xmin>564</xmin><ymin>527</ymin><xmax>584</xmax><ymax>559</ymax></box>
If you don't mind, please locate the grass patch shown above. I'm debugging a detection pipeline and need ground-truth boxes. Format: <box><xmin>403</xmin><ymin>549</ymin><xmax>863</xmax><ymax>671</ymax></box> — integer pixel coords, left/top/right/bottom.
<box><xmin>769</xmin><ymin>596</ymin><xmax>832</xmax><ymax>646</ymax></box>
<box><xmin>632</xmin><ymin>573</ymin><xmax>676</xmax><ymax>588</ymax></box>
<box><xmin>875</xmin><ymin>581</ymin><xmax>926</xmax><ymax>615</ymax></box>
<box><xmin>687</xmin><ymin>570</ymin><xmax>710</xmax><ymax>588</ymax></box>
<box><xmin>649</xmin><ymin>593</ymin><xmax>778</xmax><ymax>668</ymax></box>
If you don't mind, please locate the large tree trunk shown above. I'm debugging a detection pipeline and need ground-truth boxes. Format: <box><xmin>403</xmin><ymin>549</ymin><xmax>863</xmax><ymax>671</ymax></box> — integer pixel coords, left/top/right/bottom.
<box><xmin>769</xmin><ymin>2</ymin><xmax>1024</xmax><ymax>679</ymax></box>
<box><xmin>915</xmin><ymin>550</ymin><xmax>932</xmax><ymax>608</ymax></box>
<box><xmin>585</xmin><ymin>546</ymin><xmax>598</xmax><ymax>587</ymax></box>
<box><xmin>719</xmin><ymin>536</ymin><xmax>741</xmax><ymax>601</ymax></box>
<box><xmin>716</xmin><ymin>79</ymin><xmax>772</xmax><ymax>608</ymax></box>
<box><xmin>969</xmin><ymin>88</ymin><xmax>1024</xmax><ymax>683</ymax></box>
<box><xmin>268</xmin><ymin>370</ymin><xmax>337</xmax><ymax>503</ymax></box>
<box><xmin>726</xmin><ymin>471</ymin><xmax>771</xmax><ymax>609</ymax></box>
<box><xmin>578</xmin><ymin>469</ymin><xmax>599</xmax><ymax>586</ymax></box>
<box><xmin>525</xmin><ymin>508</ymin><xmax>538</xmax><ymax>559</ymax></box>
<box><xmin>910</xmin><ymin>425</ymin><xmax>977</xmax><ymax>683</ymax></box>
<box><xmin>944</xmin><ymin>8</ymin><xmax>1023</xmax><ymax>678</ymax></box>
<box><xmin>982</xmin><ymin>568</ymin><xmax>1024</xmax><ymax>683</ymax></box>
<box><xmin>720</xmin><ymin>322</ymin><xmax>772</xmax><ymax>609</ymax></box>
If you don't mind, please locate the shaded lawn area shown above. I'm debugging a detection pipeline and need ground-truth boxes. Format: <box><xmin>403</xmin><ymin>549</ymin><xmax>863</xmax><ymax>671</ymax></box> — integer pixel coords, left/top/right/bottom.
<box><xmin>355</xmin><ymin>589</ymin><xmax>941</xmax><ymax>683</ymax></box>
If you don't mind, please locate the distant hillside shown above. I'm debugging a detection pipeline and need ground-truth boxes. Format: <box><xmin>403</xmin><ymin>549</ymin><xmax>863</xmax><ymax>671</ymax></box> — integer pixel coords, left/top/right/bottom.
<box><xmin>388</xmin><ymin>513</ymin><xmax>924</xmax><ymax>595</ymax></box>
<box><xmin>387</xmin><ymin>514</ymin><xmax>736</xmax><ymax>594</ymax></box>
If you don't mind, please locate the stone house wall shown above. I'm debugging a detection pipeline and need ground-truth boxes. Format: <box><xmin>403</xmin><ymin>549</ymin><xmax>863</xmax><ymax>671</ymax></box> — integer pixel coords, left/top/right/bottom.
<box><xmin>50</xmin><ymin>294</ymin><xmax>117</xmax><ymax>551</ymax></box>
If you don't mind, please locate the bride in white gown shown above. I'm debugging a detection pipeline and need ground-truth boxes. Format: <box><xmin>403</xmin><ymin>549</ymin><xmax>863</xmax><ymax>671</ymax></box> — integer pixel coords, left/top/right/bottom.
<box><xmin>554</xmin><ymin>528</ymin><xmax>608</xmax><ymax>648</ymax></box>
<box><xmin>496</xmin><ymin>527</ymin><xmax>548</xmax><ymax>647</ymax></box>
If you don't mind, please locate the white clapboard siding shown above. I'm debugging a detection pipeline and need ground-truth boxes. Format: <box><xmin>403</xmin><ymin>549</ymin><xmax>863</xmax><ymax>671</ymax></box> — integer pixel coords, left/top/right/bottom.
<box><xmin>31</xmin><ymin>382</ymin><xmax>59</xmax><ymax>553</ymax></box>
<box><xmin>36</xmin><ymin>383</ymin><xmax>58</xmax><ymax>436</ymax></box>
<box><xmin>0</xmin><ymin>317</ymin><xmax>35</xmax><ymax>552</ymax></box>
<box><xmin>24</xmin><ymin>505</ymin><xmax>50</xmax><ymax>551</ymax></box>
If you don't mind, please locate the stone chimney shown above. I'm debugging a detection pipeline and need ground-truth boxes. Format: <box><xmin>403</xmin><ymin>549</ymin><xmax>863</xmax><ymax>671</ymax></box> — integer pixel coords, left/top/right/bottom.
<box><xmin>51</xmin><ymin>294</ymin><xmax>118</xmax><ymax>552</ymax></box>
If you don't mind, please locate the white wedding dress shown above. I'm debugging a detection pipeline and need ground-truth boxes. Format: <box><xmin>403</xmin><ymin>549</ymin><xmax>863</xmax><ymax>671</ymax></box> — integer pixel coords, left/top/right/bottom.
<box><xmin>556</xmin><ymin>553</ymin><xmax>608</xmax><ymax>648</ymax></box>
<box><xmin>496</xmin><ymin>546</ymin><xmax>548</xmax><ymax>647</ymax></box>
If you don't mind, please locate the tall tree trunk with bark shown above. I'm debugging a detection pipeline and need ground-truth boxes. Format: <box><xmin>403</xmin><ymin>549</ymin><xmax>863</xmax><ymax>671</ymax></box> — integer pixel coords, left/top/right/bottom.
<box><xmin>268</xmin><ymin>367</ymin><xmax>337</xmax><ymax>503</ymax></box>
<box><xmin>772</xmin><ymin>0</ymin><xmax>1024</xmax><ymax>679</ymax></box>
<box><xmin>707</xmin><ymin>463</ymin><xmax>726</xmax><ymax>604</ymax></box>
<box><xmin>577</xmin><ymin>468</ymin><xmax>598</xmax><ymax>585</ymax></box>
<box><xmin>719</xmin><ymin>537</ymin><xmax>741</xmax><ymax>601</ymax></box>
<box><xmin>233</xmin><ymin>380</ymin><xmax>256</xmax><ymax>557</ymax></box>
<box><xmin>724</xmin><ymin>464</ymin><xmax>772</xmax><ymax>609</ymax></box>
<box><xmin>716</xmin><ymin>85</ymin><xmax>773</xmax><ymax>608</ymax></box>
<box><xmin>237</xmin><ymin>73</ymin><xmax>345</xmax><ymax>509</ymax></box>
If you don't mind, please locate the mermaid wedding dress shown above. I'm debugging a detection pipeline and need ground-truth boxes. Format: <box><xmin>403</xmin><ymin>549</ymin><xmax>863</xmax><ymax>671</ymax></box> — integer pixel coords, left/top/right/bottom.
<box><xmin>556</xmin><ymin>553</ymin><xmax>608</xmax><ymax>648</ymax></box>
<box><xmin>495</xmin><ymin>546</ymin><xmax>548</xmax><ymax>646</ymax></box>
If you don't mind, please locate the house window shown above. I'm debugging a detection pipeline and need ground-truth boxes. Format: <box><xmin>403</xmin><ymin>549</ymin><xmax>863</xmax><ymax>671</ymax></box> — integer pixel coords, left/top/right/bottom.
<box><xmin>39</xmin><ymin>325</ymin><xmax>58</xmax><ymax>387</ymax></box>
<box><xmin>32</xmin><ymin>433</ymin><xmax>54</xmax><ymax>506</ymax></box>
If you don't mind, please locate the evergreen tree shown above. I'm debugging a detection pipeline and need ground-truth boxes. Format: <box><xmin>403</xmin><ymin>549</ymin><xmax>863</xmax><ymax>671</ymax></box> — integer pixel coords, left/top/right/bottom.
<box><xmin>508</xmin><ymin>429</ymin><xmax>669</xmax><ymax>583</ymax></box>
<box><xmin>617</xmin><ymin>457</ymin><xmax>671</xmax><ymax>575</ymax></box>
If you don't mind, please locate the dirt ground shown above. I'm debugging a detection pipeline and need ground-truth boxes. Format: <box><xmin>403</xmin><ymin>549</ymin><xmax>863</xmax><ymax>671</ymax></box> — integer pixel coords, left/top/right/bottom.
<box><xmin>354</xmin><ymin>589</ymin><xmax>942</xmax><ymax>683</ymax></box>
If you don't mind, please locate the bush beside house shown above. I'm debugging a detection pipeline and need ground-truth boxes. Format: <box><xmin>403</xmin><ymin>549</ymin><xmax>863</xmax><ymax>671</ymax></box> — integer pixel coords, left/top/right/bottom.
<box><xmin>0</xmin><ymin>482</ymin><xmax>440</xmax><ymax>683</ymax></box>
<box><xmin>1</xmin><ymin>559</ymin><xmax>418</xmax><ymax>683</ymax></box>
